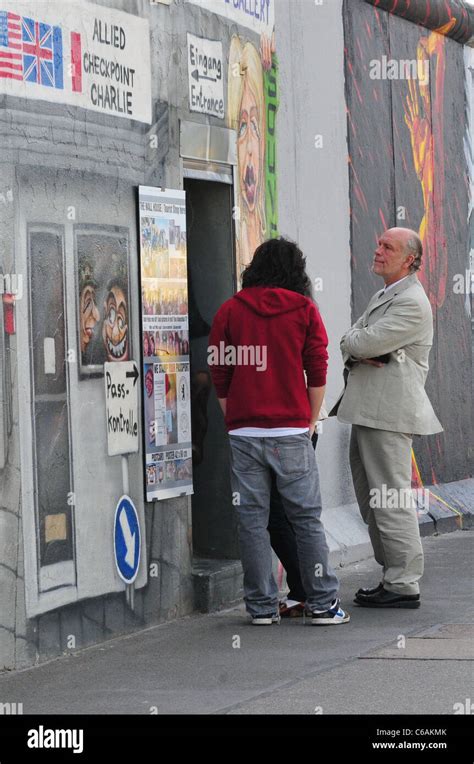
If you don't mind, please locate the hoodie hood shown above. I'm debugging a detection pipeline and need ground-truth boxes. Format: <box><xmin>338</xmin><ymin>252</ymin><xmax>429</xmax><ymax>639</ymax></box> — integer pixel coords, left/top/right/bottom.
<box><xmin>234</xmin><ymin>286</ymin><xmax>309</xmax><ymax>317</ymax></box>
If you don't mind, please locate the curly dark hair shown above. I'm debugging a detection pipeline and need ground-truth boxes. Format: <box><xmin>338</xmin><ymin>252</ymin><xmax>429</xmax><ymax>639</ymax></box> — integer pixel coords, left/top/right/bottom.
<box><xmin>241</xmin><ymin>237</ymin><xmax>313</xmax><ymax>297</ymax></box>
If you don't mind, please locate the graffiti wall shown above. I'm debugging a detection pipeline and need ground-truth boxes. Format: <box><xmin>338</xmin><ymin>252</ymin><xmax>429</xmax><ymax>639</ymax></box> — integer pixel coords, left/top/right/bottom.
<box><xmin>0</xmin><ymin>0</ymin><xmax>282</xmax><ymax>669</ymax></box>
<box><xmin>343</xmin><ymin>0</ymin><xmax>472</xmax><ymax>484</ymax></box>
<box><xmin>364</xmin><ymin>0</ymin><xmax>474</xmax><ymax>45</ymax></box>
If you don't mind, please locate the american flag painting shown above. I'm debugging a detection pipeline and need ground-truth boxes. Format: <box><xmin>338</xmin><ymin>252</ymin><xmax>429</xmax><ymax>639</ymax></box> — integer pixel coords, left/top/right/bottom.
<box><xmin>0</xmin><ymin>10</ymin><xmax>22</xmax><ymax>80</ymax></box>
<box><xmin>0</xmin><ymin>10</ymin><xmax>63</xmax><ymax>89</ymax></box>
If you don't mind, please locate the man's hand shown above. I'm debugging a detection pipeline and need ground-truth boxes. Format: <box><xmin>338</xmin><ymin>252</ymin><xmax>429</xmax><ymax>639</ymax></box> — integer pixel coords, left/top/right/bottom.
<box><xmin>309</xmin><ymin>422</ymin><xmax>316</xmax><ymax>438</ymax></box>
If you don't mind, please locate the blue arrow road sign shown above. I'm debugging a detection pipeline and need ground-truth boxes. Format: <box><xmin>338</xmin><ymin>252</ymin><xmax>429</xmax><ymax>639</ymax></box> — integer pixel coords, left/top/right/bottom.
<box><xmin>114</xmin><ymin>495</ymin><xmax>141</xmax><ymax>584</ymax></box>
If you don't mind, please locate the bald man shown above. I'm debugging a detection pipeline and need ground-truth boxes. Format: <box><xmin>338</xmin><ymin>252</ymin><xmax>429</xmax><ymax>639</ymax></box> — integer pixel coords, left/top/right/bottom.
<box><xmin>330</xmin><ymin>228</ymin><xmax>442</xmax><ymax>608</ymax></box>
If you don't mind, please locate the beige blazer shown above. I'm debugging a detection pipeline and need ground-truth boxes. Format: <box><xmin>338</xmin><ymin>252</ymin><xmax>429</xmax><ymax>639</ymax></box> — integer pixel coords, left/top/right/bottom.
<box><xmin>330</xmin><ymin>274</ymin><xmax>443</xmax><ymax>435</ymax></box>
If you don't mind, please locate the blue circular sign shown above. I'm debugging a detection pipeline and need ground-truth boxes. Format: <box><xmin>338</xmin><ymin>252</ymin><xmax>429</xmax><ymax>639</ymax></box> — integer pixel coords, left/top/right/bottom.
<box><xmin>114</xmin><ymin>495</ymin><xmax>141</xmax><ymax>584</ymax></box>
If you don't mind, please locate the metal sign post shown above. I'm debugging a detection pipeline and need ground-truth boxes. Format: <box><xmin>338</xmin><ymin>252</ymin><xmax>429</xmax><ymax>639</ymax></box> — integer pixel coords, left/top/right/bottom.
<box><xmin>105</xmin><ymin>361</ymin><xmax>140</xmax><ymax>610</ymax></box>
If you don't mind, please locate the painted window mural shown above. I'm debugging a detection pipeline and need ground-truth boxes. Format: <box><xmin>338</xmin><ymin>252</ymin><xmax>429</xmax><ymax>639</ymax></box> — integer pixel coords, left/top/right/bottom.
<box><xmin>29</xmin><ymin>227</ymin><xmax>75</xmax><ymax>572</ymax></box>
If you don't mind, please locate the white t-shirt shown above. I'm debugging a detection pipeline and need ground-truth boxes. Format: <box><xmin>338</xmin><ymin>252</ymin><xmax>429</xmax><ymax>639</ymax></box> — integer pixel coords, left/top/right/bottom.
<box><xmin>228</xmin><ymin>427</ymin><xmax>308</xmax><ymax>437</ymax></box>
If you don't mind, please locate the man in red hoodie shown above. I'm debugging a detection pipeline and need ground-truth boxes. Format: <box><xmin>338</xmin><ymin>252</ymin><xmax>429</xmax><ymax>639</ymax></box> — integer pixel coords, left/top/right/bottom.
<box><xmin>208</xmin><ymin>237</ymin><xmax>350</xmax><ymax>625</ymax></box>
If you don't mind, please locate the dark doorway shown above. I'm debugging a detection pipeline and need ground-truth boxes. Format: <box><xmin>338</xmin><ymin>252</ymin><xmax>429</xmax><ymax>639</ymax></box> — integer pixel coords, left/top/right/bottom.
<box><xmin>184</xmin><ymin>178</ymin><xmax>238</xmax><ymax>559</ymax></box>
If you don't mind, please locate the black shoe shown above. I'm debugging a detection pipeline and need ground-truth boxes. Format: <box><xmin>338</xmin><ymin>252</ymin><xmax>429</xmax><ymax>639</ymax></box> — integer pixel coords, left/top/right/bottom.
<box><xmin>355</xmin><ymin>581</ymin><xmax>384</xmax><ymax>597</ymax></box>
<box><xmin>354</xmin><ymin>587</ymin><xmax>420</xmax><ymax>609</ymax></box>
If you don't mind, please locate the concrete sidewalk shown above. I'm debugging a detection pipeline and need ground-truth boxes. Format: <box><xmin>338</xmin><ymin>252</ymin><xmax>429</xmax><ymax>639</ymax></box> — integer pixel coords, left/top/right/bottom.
<box><xmin>0</xmin><ymin>530</ymin><xmax>472</xmax><ymax>715</ymax></box>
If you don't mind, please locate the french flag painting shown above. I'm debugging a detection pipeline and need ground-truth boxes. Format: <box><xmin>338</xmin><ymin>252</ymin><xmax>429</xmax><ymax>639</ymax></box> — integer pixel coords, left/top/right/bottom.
<box><xmin>0</xmin><ymin>10</ymin><xmax>64</xmax><ymax>89</ymax></box>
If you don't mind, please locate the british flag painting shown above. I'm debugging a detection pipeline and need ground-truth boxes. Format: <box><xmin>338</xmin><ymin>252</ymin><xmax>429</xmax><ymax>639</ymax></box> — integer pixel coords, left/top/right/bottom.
<box><xmin>0</xmin><ymin>10</ymin><xmax>63</xmax><ymax>89</ymax></box>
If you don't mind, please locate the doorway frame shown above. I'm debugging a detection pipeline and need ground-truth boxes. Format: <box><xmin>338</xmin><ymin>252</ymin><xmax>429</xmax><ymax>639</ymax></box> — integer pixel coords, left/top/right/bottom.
<box><xmin>179</xmin><ymin>118</ymin><xmax>238</xmax><ymax>288</ymax></box>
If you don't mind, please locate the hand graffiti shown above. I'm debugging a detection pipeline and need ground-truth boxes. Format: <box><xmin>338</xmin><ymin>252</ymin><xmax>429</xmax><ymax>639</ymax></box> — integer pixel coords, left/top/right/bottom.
<box><xmin>404</xmin><ymin>25</ymin><xmax>451</xmax><ymax>310</ymax></box>
<box><xmin>259</xmin><ymin>31</ymin><xmax>275</xmax><ymax>71</ymax></box>
<box><xmin>404</xmin><ymin>76</ymin><xmax>431</xmax><ymax>184</ymax></box>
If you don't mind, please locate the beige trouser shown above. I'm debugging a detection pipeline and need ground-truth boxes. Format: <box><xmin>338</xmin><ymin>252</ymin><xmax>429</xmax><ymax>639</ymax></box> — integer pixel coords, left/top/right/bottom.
<box><xmin>349</xmin><ymin>425</ymin><xmax>424</xmax><ymax>596</ymax></box>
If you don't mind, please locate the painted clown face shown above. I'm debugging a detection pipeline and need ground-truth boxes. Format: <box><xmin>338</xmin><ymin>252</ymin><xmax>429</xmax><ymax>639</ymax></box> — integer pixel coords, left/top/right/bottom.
<box><xmin>80</xmin><ymin>284</ymin><xmax>100</xmax><ymax>353</ymax></box>
<box><xmin>102</xmin><ymin>284</ymin><xmax>129</xmax><ymax>361</ymax></box>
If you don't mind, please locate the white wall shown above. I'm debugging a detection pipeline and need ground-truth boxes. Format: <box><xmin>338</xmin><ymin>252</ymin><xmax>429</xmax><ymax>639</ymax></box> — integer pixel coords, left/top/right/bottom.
<box><xmin>276</xmin><ymin>0</ymin><xmax>355</xmax><ymax>508</ymax></box>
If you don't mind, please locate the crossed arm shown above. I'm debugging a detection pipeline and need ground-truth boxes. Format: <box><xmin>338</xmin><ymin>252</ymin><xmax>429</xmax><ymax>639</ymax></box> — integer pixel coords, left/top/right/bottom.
<box><xmin>341</xmin><ymin>298</ymin><xmax>424</xmax><ymax>361</ymax></box>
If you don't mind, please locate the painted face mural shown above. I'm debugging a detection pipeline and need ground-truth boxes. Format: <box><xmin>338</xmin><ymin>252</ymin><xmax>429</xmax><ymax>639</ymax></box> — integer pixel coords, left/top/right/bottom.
<box><xmin>238</xmin><ymin>78</ymin><xmax>262</xmax><ymax>212</ymax></box>
<box><xmin>102</xmin><ymin>281</ymin><xmax>129</xmax><ymax>362</ymax></box>
<box><xmin>79</xmin><ymin>282</ymin><xmax>100</xmax><ymax>354</ymax></box>
<box><xmin>76</xmin><ymin>231</ymin><xmax>130</xmax><ymax>376</ymax></box>
<box><xmin>228</xmin><ymin>36</ymin><xmax>267</xmax><ymax>278</ymax></box>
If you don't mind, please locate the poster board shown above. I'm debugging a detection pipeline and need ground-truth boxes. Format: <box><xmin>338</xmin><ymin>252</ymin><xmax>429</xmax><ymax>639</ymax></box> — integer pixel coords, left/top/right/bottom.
<box><xmin>137</xmin><ymin>186</ymin><xmax>193</xmax><ymax>501</ymax></box>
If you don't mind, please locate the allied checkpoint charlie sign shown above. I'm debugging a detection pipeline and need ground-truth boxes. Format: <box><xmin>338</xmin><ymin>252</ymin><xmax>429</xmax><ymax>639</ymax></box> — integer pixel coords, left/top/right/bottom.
<box><xmin>0</xmin><ymin>0</ymin><xmax>151</xmax><ymax>123</ymax></box>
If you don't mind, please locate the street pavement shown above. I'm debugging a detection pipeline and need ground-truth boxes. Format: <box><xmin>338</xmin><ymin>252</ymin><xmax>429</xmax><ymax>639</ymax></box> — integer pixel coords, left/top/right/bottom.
<box><xmin>0</xmin><ymin>530</ymin><xmax>472</xmax><ymax>715</ymax></box>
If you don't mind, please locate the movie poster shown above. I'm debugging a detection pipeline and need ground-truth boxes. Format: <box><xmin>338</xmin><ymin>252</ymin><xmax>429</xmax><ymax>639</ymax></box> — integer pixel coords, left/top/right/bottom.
<box><xmin>138</xmin><ymin>187</ymin><xmax>193</xmax><ymax>501</ymax></box>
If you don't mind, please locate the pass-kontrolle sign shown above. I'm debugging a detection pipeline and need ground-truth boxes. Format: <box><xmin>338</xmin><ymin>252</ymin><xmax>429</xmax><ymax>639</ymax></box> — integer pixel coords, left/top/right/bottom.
<box><xmin>104</xmin><ymin>361</ymin><xmax>139</xmax><ymax>456</ymax></box>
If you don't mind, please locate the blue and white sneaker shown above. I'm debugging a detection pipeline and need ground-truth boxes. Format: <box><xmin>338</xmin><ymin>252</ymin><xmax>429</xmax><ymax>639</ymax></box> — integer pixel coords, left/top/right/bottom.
<box><xmin>310</xmin><ymin>598</ymin><xmax>350</xmax><ymax>625</ymax></box>
<box><xmin>251</xmin><ymin>613</ymin><xmax>281</xmax><ymax>625</ymax></box>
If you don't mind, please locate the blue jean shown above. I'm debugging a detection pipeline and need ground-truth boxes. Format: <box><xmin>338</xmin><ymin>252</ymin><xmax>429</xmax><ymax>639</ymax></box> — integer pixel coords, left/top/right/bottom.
<box><xmin>267</xmin><ymin>433</ymin><xmax>318</xmax><ymax>602</ymax></box>
<box><xmin>229</xmin><ymin>432</ymin><xmax>339</xmax><ymax>616</ymax></box>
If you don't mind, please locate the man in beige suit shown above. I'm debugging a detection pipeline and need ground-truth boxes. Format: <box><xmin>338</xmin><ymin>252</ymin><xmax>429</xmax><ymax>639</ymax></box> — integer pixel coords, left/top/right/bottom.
<box><xmin>331</xmin><ymin>227</ymin><xmax>442</xmax><ymax>608</ymax></box>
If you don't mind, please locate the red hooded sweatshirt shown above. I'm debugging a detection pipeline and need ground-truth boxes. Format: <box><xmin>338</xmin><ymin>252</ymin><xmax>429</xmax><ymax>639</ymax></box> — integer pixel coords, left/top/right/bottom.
<box><xmin>208</xmin><ymin>286</ymin><xmax>328</xmax><ymax>431</ymax></box>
